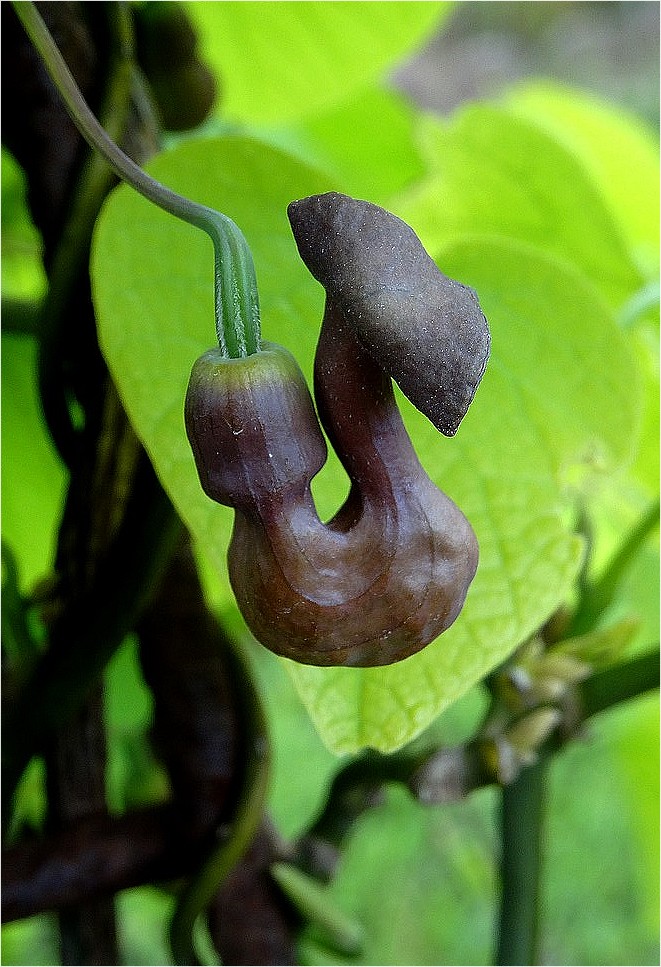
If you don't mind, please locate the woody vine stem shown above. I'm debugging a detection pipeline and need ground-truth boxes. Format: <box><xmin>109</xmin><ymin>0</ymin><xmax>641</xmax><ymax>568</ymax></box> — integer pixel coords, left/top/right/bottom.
<box><xmin>12</xmin><ymin>0</ymin><xmax>261</xmax><ymax>359</ymax></box>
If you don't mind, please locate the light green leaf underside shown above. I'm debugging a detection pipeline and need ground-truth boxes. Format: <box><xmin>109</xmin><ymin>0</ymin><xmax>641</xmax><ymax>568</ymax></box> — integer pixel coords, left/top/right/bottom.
<box><xmin>501</xmin><ymin>80</ymin><xmax>660</xmax><ymax>278</ymax></box>
<box><xmin>185</xmin><ymin>1</ymin><xmax>450</xmax><ymax>123</ymax></box>
<box><xmin>288</xmin><ymin>239</ymin><xmax>642</xmax><ymax>753</ymax></box>
<box><xmin>290</xmin><ymin>486</ymin><xmax>583</xmax><ymax>753</ymax></box>
<box><xmin>438</xmin><ymin>236</ymin><xmax>643</xmax><ymax>483</ymax></box>
<box><xmin>403</xmin><ymin>103</ymin><xmax>643</xmax><ymax>310</ymax></box>
<box><xmin>92</xmin><ymin>137</ymin><xmax>641</xmax><ymax>754</ymax></box>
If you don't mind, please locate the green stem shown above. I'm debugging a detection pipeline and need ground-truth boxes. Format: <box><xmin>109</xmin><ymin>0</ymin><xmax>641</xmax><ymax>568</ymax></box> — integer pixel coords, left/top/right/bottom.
<box><xmin>12</xmin><ymin>0</ymin><xmax>260</xmax><ymax>358</ymax></box>
<box><xmin>169</xmin><ymin>638</ymin><xmax>270</xmax><ymax>966</ymax></box>
<box><xmin>571</xmin><ymin>500</ymin><xmax>659</xmax><ymax>636</ymax></box>
<box><xmin>270</xmin><ymin>862</ymin><xmax>364</xmax><ymax>957</ymax></box>
<box><xmin>495</xmin><ymin>757</ymin><xmax>547</xmax><ymax>966</ymax></box>
<box><xmin>580</xmin><ymin>647</ymin><xmax>659</xmax><ymax>719</ymax></box>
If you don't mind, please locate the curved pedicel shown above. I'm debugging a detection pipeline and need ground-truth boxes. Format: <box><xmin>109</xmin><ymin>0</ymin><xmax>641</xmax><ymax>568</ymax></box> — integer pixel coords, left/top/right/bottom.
<box><xmin>185</xmin><ymin>193</ymin><xmax>490</xmax><ymax>667</ymax></box>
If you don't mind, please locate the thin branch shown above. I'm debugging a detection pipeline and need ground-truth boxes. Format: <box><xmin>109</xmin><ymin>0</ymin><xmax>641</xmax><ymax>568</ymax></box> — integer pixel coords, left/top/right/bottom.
<box><xmin>579</xmin><ymin>647</ymin><xmax>659</xmax><ymax>719</ymax></box>
<box><xmin>570</xmin><ymin>500</ymin><xmax>659</xmax><ymax>636</ymax></box>
<box><xmin>294</xmin><ymin>646</ymin><xmax>659</xmax><ymax>877</ymax></box>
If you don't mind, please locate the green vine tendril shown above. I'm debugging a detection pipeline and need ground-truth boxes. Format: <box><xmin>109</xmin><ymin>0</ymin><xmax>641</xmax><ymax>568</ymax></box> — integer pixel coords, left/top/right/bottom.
<box><xmin>12</xmin><ymin>0</ymin><xmax>261</xmax><ymax>358</ymax></box>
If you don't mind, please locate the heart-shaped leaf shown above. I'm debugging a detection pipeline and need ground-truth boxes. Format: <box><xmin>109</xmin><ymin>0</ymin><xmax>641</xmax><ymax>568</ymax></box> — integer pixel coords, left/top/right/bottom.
<box><xmin>92</xmin><ymin>136</ymin><xmax>642</xmax><ymax>753</ymax></box>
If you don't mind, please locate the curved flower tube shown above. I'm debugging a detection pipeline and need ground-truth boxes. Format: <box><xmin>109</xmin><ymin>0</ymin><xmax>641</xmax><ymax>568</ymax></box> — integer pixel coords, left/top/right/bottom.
<box><xmin>185</xmin><ymin>193</ymin><xmax>490</xmax><ymax>667</ymax></box>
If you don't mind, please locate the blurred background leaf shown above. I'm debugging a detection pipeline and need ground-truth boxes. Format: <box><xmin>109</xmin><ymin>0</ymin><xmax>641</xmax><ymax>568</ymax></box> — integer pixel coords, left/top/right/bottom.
<box><xmin>501</xmin><ymin>81</ymin><xmax>659</xmax><ymax>278</ymax></box>
<box><xmin>1</xmin><ymin>147</ymin><xmax>46</xmax><ymax>302</ymax></box>
<box><xmin>1</xmin><ymin>335</ymin><xmax>67</xmax><ymax>593</ymax></box>
<box><xmin>185</xmin><ymin>1</ymin><xmax>452</xmax><ymax>123</ymax></box>
<box><xmin>400</xmin><ymin>103</ymin><xmax>643</xmax><ymax>309</ymax></box>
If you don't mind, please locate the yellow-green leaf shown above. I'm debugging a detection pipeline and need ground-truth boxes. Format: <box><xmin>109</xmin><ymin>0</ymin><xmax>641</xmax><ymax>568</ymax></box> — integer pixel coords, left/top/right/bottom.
<box><xmin>92</xmin><ymin>137</ymin><xmax>643</xmax><ymax>753</ymax></box>
<box><xmin>187</xmin><ymin>1</ymin><xmax>450</xmax><ymax>123</ymax></box>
